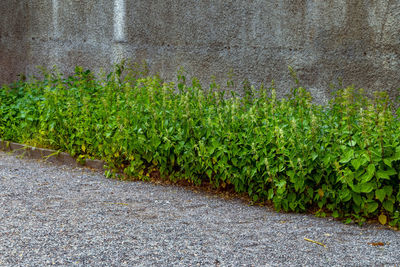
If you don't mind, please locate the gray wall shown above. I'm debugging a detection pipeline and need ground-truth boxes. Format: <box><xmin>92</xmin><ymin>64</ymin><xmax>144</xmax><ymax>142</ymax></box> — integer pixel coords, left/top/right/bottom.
<box><xmin>1</xmin><ymin>0</ymin><xmax>400</xmax><ymax>103</ymax></box>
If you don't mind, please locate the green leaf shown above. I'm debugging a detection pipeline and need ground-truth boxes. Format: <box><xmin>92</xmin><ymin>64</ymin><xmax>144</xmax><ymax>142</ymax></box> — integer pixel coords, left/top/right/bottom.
<box><xmin>267</xmin><ymin>188</ymin><xmax>274</xmax><ymax>200</ymax></box>
<box><xmin>311</xmin><ymin>152</ymin><xmax>318</xmax><ymax>161</ymax></box>
<box><xmin>287</xmin><ymin>170</ymin><xmax>295</xmax><ymax>178</ymax></box>
<box><xmin>366</xmin><ymin>201</ymin><xmax>379</xmax><ymax>213</ymax></box>
<box><xmin>394</xmin><ymin>146</ymin><xmax>400</xmax><ymax>161</ymax></box>
<box><xmin>352</xmin><ymin>193</ymin><xmax>362</xmax><ymax>206</ymax></box>
<box><xmin>339</xmin><ymin>188</ymin><xmax>351</xmax><ymax>202</ymax></box>
<box><xmin>332</xmin><ymin>210</ymin><xmax>339</xmax><ymax>218</ymax></box>
<box><xmin>322</xmin><ymin>154</ymin><xmax>331</xmax><ymax>166</ymax></box>
<box><xmin>280</xmin><ymin>199</ymin><xmax>288</xmax><ymax>211</ymax></box>
<box><xmin>351</xmin><ymin>158</ymin><xmax>363</xmax><ymax>170</ymax></box>
<box><xmin>231</xmin><ymin>158</ymin><xmax>238</xmax><ymax>166</ymax></box>
<box><xmin>383</xmin><ymin>200</ymin><xmax>394</xmax><ymax>213</ymax></box>
<box><xmin>360</xmin><ymin>182</ymin><xmax>374</xmax><ymax>193</ymax></box>
<box><xmin>383</xmin><ymin>185</ymin><xmax>393</xmax><ymax>197</ymax></box>
<box><xmin>349</xmin><ymin>182</ymin><xmax>360</xmax><ymax>193</ymax></box>
<box><xmin>340</xmin><ymin>150</ymin><xmax>354</xmax><ymax>163</ymax></box>
<box><xmin>376</xmin><ymin>170</ymin><xmax>389</xmax><ymax>180</ymax></box>
<box><xmin>383</xmin><ymin>158</ymin><xmax>393</xmax><ymax>168</ymax></box>
<box><xmin>376</xmin><ymin>169</ymin><xmax>396</xmax><ymax>180</ymax></box>
<box><xmin>375</xmin><ymin>189</ymin><xmax>386</xmax><ymax>202</ymax></box>
<box><xmin>361</xmin><ymin>164</ymin><xmax>375</xmax><ymax>182</ymax></box>
<box><xmin>348</xmin><ymin>140</ymin><xmax>356</xmax><ymax>147</ymax></box>
<box><xmin>276</xmin><ymin>180</ymin><xmax>286</xmax><ymax>188</ymax></box>
<box><xmin>307</xmin><ymin>187</ymin><xmax>314</xmax><ymax>198</ymax></box>
<box><xmin>288</xmin><ymin>193</ymin><xmax>296</xmax><ymax>206</ymax></box>
<box><xmin>344</xmin><ymin>218</ymin><xmax>353</xmax><ymax>224</ymax></box>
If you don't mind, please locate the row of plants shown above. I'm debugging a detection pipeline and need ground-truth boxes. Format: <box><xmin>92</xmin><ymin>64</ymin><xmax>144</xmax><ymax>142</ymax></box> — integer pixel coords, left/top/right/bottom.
<box><xmin>1</xmin><ymin>63</ymin><xmax>400</xmax><ymax>227</ymax></box>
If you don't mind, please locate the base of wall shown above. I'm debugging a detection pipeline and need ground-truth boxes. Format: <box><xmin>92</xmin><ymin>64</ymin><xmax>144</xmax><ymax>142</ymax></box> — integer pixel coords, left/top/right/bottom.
<box><xmin>0</xmin><ymin>139</ymin><xmax>106</xmax><ymax>171</ymax></box>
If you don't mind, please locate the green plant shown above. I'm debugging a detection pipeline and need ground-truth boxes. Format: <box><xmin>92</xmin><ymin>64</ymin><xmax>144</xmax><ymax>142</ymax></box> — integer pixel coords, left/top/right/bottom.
<box><xmin>1</xmin><ymin>62</ymin><xmax>399</xmax><ymax>228</ymax></box>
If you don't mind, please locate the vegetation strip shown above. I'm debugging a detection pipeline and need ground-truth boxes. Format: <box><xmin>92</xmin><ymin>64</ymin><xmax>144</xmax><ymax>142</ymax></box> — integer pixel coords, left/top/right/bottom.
<box><xmin>1</xmin><ymin>62</ymin><xmax>400</xmax><ymax>228</ymax></box>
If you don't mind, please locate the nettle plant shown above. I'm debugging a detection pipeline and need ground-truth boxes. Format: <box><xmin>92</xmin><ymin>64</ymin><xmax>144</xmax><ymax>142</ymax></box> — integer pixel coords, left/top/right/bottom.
<box><xmin>1</xmin><ymin>62</ymin><xmax>400</xmax><ymax>228</ymax></box>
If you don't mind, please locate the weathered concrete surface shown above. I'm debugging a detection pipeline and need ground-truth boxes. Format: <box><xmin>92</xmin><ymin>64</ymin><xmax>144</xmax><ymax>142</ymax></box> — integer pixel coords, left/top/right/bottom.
<box><xmin>1</xmin><ymin>0</ymin><xmax>400</xmax><ymax>103</ymax></box>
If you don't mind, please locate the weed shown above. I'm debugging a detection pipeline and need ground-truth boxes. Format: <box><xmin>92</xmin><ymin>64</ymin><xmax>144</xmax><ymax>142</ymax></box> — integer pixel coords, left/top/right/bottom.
<box><xmin>1</xmin><ymin>62</ymin><xmax>400</xmax><ymax>227</ymax></box>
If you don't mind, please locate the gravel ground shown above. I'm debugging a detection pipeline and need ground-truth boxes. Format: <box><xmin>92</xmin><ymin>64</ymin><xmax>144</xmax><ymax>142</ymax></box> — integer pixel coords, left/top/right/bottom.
<box><xmin>0</xmin><ymin>151</ymin><xmax>399</xmax><ymax>266</ymax></box>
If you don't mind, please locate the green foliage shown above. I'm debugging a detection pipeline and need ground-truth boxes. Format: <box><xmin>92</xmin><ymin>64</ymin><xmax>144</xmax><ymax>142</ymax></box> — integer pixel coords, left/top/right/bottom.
<box><xmin>1</xmin><ymin>63</ymin><xmax>400</xmax><ymax>228</ymax></box>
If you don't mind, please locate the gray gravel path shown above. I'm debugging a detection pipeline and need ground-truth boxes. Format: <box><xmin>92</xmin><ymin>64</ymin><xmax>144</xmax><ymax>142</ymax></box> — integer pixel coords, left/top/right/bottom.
<box><xmin>0</xmin><ymin>151</ymin><xmax>399</xmax><ymax>266</ymax></box>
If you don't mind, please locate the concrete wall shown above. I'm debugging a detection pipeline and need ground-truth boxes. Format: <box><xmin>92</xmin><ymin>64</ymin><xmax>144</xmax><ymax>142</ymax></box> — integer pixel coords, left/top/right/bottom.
<box><xmin>1</xmin><ymin>0</ymin><xmax>399</xmax><ymax>103</ymax></box>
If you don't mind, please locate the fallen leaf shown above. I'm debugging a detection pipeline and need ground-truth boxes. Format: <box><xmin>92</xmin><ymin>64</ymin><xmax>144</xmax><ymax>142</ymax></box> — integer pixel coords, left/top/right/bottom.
<box><xmin>318</xmin><ymin>188</ymin><xmax>324</xmax><ymax>198</ymax></box>
<box><xmin>378</xmin><ymin>214</ymin><xmax>387</xmax><ymax>225</ymax></box>
<box><xmin>304</xmin><ymin>238</ymin><xmax>326</xmax><ymax>248</ymax></box>
<box><xmin>368</xmin><ymin>242</ymin><xmax>385</xmax><ymax>246</ymax></box>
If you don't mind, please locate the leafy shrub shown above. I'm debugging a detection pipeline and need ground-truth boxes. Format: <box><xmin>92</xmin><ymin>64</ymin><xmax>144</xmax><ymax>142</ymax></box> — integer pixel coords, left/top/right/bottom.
<box><xmin>1</xmin><ymin>63</ymin><xmax>400</xmax><ymax>227</ymax></box>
